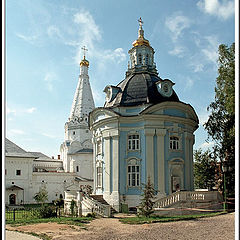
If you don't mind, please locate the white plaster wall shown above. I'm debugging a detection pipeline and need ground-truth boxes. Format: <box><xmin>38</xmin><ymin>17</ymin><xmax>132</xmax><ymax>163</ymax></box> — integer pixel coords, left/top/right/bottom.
<box><xmin>5</xmin><ymin>157</ymin><xmax>33</xmax><ymax>204</ymax></box>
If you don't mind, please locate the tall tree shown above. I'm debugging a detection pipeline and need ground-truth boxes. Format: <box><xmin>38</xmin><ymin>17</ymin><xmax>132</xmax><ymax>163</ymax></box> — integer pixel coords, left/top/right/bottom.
<box><xmin>193</xmin><ymin>149</ymin><xmax>217</xmax><ymax>190</ymax></box>
<box><xmin>204</xmin><ymin>43</ymin><xmax>235</xmax><ymax>196</ymax></box>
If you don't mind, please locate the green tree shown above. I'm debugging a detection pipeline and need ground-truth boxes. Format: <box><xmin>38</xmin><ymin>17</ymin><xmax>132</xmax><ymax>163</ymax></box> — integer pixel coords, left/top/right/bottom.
<box><xmin>204</xmin><ymin>43</ymin><xmax>235</xmax><ymax>196</ymax></box>
<box><xmin>193</xmin><ymin>149</ymin><xmax>217</xmax><ymax>190</ymax></box>
<box><xmin>33</xmin><ymin>185</ymin><xmax>48</xmax><ymax>206</ymax></box>
<box><xmin>138</xmin><ymin>176</ymin><xmax>156</xmax><ymax>217</ymax></box>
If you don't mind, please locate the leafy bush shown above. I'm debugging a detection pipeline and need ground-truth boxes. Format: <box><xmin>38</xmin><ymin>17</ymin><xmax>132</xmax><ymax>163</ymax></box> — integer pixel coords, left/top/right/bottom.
<box><xmin>86</xmin><ymin>212</ymin><xmax>96</xmax><ymax>218</ymax></box>
<box><xmin>39</xmin><ymin>205</ymin><xmax>57</xmax><ymax>218</ymax></box>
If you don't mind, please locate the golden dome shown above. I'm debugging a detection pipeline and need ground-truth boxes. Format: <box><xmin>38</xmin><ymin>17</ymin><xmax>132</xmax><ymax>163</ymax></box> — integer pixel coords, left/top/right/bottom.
<box><xmin>80</xmin><ymin>56</ymin><xmax>89</xmax><ymax>67</ymax></box>
<box><xmin>132</xmin><ymin>37</ymin><xmax>150</xmax><ymax>47</ymax></box>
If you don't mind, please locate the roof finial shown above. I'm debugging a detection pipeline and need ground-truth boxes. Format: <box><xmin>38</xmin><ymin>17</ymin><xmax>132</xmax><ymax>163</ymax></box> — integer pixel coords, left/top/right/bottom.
<box><xmin>138</xmin><ymin>17</ymin><xmax>143</xmax><ymax>29</ymax></box>
<box><xmin>81</xmin><ymin>46</ymin><xmax>88</xmax><ymax>60</ymax></box>
<box><xmin>138</xmin><ymin>17</ymin><xmax>144</xmax><ymax>38</ymax></box>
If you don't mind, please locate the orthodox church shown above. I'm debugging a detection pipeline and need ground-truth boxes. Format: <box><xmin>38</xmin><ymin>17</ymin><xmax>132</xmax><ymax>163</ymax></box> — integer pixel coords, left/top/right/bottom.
<box><xmin>6</xmin><ymin>18</ymin><xmax>203</xmax><ymax>213</ymax></box>
<box><xmin>89</xmin><ymin>18</ymin><xmax>199</xmax><ymax>211</ymax></box>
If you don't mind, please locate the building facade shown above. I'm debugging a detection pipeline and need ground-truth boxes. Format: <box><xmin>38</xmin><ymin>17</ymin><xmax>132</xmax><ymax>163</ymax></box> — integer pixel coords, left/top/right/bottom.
<box><xmin>89</xmin><ymin>18</ymin><xmax>199</xmax><ymax>210</ymax></box>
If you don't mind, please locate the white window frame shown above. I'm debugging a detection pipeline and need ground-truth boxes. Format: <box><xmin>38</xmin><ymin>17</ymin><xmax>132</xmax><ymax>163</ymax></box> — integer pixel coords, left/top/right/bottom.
<box><xmin>170</xmin><ymin>136</ymin><xmax>180</xmax><ymax>150</ymax></box>
<box><xmin>128</xmin><ymin>134</ymin><xmax>140</xmax><ymax>151</ymax></box>
<box><xmin>128</xmin><ymin>165</ymin><xmax>140</xmax><ymax>187</ymax></box>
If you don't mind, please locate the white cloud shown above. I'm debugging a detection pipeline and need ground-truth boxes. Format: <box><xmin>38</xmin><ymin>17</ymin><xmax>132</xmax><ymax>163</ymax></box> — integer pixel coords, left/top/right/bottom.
<box><xmin>198</xmin><ymin>111</ymin><xmax>210</xmax><ymax>126</ymax></box>
<box><xmin>25</xmin><ymin>107</ymin><xmax>37</xmax><ymax>113</ymax></box>
<box><xmin>73</xmin><ymin>11</ymin><xmax>101</xmax><ymax>52</ymax></box>
<box><xmin>47</xmin><ymin>25</ymin><xmax>62</xmax><ymax>39</ymax></box>
<box><xmin>44</xmin><ymin>72</ymin><xmax>57</xmax><ymax>92</ymax></box>
<box><xmin>42</xmin><ymin>133</ymin><xmax>56</xmax><ymax>139</ymax></box>
<box><xmin>165</xmin><ymin>14</ymin><xmax>191</xmax><ymax>42</ymax></box>
<box><xmin>92</xmin><ymin>87</ymin><xmax>105</xmax><ymax>106</ymax></box>
<box><xmin>6</xmin><ymin>106</ymin><xmax>17</xmax><ymax>115</ymax></box>
<box><xmin>169</xmin><ymin>45</ymin><xmax>185</xmax><ymax>57</ymax></box>
<box><xmin>185</xmin><ymin>77</ymin><xmax>194</xmax><ymax>90</ymax></box>
<box><xmin>197</xmin><ymin>0</ymin><xmax>234</xmax><ymax>20</ymax></box>
<box><xmin>201</xmin><ymin>36</ymin><xmax>219</xmax><ymax>64</ymax></box>
<box><xmin>9</xmin><ymin>129</ymin><xmax>25</xmax><ymax>135</ymax></box>
<box><xmin>16</xmin><ymin>33</ymin><xmax>39</xmax><ymax>45</ymax></box>
<box><xmin>199</xmin><ymin>141</ymin><xmax>214</xmax><ymax>149</ymax></box>
<box><xmin>71</xmin><ymin>10</ymin><xmax>126</xmax><ymax>67</ymax></box>
<box><xmin>6</xmin><ymin>105</ymin><xmax>36</xmax><ymax>116</ymax></box>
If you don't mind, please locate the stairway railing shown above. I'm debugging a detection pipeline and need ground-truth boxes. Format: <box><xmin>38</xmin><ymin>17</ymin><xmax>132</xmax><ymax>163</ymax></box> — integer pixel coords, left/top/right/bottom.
<box><xmin>154</xmin><ymin>191</ymin><xmax>222</xmax><ymax>209</ymax></box>
<box><xmin>82</xmin><ymin>195</ymin><xmax>111</xmax><ymax>217</ymax></box>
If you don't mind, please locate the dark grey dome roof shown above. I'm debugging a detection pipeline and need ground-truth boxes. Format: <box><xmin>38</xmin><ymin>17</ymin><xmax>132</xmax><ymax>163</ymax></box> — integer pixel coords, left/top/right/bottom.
<box><xmin>104</xmin><ymin>73</ymin><xmax>179</xmax><ymax>108</ymax></box>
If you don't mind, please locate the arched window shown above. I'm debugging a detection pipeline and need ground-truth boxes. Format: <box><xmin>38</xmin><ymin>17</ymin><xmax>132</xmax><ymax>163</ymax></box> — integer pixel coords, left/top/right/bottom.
<box><xmin>138</xmin><ymin>54</ymin><xmax>142</xmax><ymax>65</ymax></box>
<box><xmin>170</xmin><ymin>136</ymin><xmax>180</xmax><ymax>150</ymax></box>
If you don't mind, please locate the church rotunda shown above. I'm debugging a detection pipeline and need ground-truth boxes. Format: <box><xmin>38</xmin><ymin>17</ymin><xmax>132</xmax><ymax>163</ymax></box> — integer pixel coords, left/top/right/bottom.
<box><xmin>89</xmin><ymin>18</ymin><xmax>199</xmax><ymax>211</ymax></box>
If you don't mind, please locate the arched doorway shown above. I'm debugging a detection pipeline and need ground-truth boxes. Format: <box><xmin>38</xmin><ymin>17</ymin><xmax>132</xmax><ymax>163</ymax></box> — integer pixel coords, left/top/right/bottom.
<box><xmin>9</xmin><ymin>194</ymin><xmax>16</xmax><ymax>205</ymax></box>
<box><xmin>169</xmin><ymin>159</ymin><xmax>184</xmax><ymax>194</ymax></box>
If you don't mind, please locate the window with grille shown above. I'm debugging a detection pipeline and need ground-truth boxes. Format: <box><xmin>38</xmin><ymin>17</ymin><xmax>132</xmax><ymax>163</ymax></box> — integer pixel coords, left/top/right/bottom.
<box><xmin>128</xmin><ymin>135</ymin><xmax>140</xmax><ymax>150</ymax></box>
<box><xmin>97</xmin><ymin>166</ymin><xmax>102</xmax><ymax>187</ymax></box>
<box><xmin>128</xmin><ymin>165</ymin><xmax>140</xmax><ymax>187</ymax></box>
<box><xmin>170</xmin><ymin>136</ymin><xmax>180</xmax><ymax>150</ymax></box>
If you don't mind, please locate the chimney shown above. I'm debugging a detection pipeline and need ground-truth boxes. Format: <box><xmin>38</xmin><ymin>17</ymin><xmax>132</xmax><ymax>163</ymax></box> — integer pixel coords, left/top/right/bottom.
<box><xmin>52</xmin><ymin>156</ymin><xmax>54</xmax><ymax>159</ymax></box>
<box><xmin>58</xmin><ymin>155</ymin><xmax>60</xmax><ymax>160</ymax></box>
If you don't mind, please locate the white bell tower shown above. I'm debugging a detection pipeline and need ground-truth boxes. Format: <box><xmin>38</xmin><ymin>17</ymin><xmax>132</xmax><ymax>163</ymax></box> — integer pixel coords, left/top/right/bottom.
<box><xmin>60</xmin><ymin>46</ymin><xmax>95</xmax><ymax>176</ymax></box>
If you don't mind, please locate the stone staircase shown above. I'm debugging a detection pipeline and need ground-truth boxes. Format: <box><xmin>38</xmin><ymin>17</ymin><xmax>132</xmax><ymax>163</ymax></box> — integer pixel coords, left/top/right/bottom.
<box><xmin>81</xmin><ymin>194</ymin><xmax>116</xmax><ymax>217</ymax></box>
<box><xmin>152</xmin><ymin>191</ymin><xmax>223</xmax><ymax>216</ymax></box>
<box><xmin>90</xmin><ymin>195</ymin><xmax>117</xmax><ymax>216</ymax></box>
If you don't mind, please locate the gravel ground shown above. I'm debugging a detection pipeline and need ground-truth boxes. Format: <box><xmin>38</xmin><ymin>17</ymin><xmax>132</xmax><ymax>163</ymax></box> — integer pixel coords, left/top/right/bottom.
<box><xmin>6</xmin><ymin>213</ymin><xmax>235</xmax><ymax>240</ymax></box>
<box><xmin>6</xmin><ymin>230</ymin><xmax>41</xmax><ymax>240</ymax></box>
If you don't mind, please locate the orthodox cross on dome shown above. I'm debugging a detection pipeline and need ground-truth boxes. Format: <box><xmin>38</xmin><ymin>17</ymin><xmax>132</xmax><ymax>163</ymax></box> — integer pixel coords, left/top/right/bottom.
<box><xmin>81</xmin><ymin>46</ymin><xmax>88</xmax><ymax>59</ymax></box>
<box><xmin>138</xmin><ymin>17</ymin><xmax>143</xmax><ymax>28</ymax></box>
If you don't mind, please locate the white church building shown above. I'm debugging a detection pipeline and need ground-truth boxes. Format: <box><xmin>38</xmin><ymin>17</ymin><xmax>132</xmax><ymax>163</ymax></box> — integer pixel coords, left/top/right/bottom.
<box><xmin>5</xmin><ymin>51</ymin><xmax>95</xmax><ymax>206</ymax></box>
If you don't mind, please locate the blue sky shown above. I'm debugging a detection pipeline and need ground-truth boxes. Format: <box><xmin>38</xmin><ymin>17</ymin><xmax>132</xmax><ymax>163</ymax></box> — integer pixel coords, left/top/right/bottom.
<box><xmin>5</xmin><ymin>0</ymin><xmax>235</xmax><ymax>158</ymax></box>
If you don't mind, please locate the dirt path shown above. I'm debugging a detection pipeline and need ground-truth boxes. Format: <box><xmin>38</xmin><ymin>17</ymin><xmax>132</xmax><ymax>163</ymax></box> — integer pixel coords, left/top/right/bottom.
<box><xmin>6</xmin><ymin>213</ymin><xmax>235</xmax><ymax>240</ymax></box>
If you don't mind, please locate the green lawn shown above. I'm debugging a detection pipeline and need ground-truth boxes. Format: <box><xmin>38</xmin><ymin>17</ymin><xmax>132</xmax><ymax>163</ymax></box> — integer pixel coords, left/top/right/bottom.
<box><xmin>119</xmin><ymin>212</ymin><xmax>226</xmax><ymax>224</ymax></box>
<box><xmin>6</xmin><ymin>216</ymin><xmax>94</xmax><ymax>226</ymax></box>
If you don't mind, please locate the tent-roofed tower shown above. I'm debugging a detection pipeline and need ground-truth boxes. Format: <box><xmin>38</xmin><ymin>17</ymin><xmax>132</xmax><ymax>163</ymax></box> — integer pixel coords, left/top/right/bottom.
<box><xmin>60</xmin><ymin>46</ymin><xmax>95</xmax><ymax>182</ymax></box>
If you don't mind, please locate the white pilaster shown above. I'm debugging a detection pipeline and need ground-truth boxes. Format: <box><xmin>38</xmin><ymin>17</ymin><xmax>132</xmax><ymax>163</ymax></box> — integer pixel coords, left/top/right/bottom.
<box><xmin>156</xmin><ymin>129</ymin><xmax>166</xmax><ymax>196</ymax></box>
<box><xmin>144</xmin><ymin>129</ymin><xmax>155</xmax><ymax>184</ymax></box>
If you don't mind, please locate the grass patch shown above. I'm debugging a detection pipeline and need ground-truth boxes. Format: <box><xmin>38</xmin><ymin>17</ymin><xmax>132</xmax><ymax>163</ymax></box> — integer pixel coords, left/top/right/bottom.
<box><xmin>6</xmin><ymin>216</ymin><xmax>94</xmax><ymax>227</ymax></box>
<box><xmin>119</xmin><ymin>211</ymin><xmax>226</xmax><ymax>224</ymax></box>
